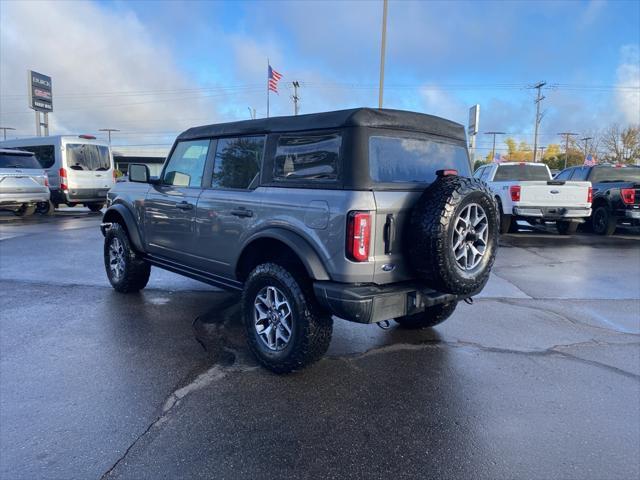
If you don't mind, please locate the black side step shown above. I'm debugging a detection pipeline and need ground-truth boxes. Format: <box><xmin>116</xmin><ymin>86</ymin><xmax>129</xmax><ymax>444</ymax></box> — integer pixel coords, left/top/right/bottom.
<box><xmin>145</xmin><ymin>254</ymin><xmax>243</xmax><ymax>291</ymax></box>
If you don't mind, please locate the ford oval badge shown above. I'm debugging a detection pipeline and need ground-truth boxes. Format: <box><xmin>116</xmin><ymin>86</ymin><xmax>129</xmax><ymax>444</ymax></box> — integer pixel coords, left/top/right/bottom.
<box><xmin>381</xmin><ymin>264</ymin><xmax>396</xmax><ymax>272</ymax></box>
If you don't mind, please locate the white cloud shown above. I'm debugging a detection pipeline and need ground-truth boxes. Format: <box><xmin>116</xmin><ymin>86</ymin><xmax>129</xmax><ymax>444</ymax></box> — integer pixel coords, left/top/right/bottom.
<box><xmin>0</xmin><ymin>1</ymin><xmax>219</xmax><ymax>144</ymax></box>
<box><xmin>615</xmin><ymin>44</ymin><xmax>640</xmax><ymax>125</ymax></box>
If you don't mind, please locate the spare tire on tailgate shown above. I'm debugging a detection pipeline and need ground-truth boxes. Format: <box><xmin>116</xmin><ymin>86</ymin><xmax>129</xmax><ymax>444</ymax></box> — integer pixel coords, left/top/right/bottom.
<box><xmin>407</xmin><ymin>175</ymin><xmax>498</xmax><ymax>295</ymax></box>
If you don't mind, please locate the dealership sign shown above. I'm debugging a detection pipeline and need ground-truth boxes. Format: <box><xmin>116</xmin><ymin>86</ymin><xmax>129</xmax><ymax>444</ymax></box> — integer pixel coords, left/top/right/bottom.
<box><xmin>27</xmin><ymin>70</ymin><xmax>53</xmax><ymax>112</ymax></box>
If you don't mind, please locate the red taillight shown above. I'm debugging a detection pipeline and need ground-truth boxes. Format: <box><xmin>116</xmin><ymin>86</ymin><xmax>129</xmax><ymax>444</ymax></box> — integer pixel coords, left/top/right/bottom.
<box><xmin>510</xmin><ymin>185</ymin><xmax>521</xmax><ymax>202</ymax></box>
<box><xmin>43</xmin><ymin>176</ymin><xmax>49</xmax><ymax>187</ymax></box>
<box><xmin>436</xmin><ymin>169</ymin><xmax>458</xmax><ymax>177</ymax></box>
<box><xmin>621</xmin><ymin>188</ymin><xmax>635</xmax><ymax>205</ymax></box>
<box><xmin>587</xmin><ymin>186</ymin><xmax>593</xmax><ymax>203</ymax></box>
<box><xmin>59</xmin><ymin>167</ymin><xmax>68</xmax><ymax>191</ymax></box>
<box><xmin>346</xmin><ymin>211</ymin><xmax>371</xmax><ymax>262</ymax></box>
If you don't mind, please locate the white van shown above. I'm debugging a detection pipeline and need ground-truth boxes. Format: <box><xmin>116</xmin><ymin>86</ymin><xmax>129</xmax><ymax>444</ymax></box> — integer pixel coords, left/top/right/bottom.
<box><xmin>0</xmin><ymin>135</ymin><xmax>116</xmax><ymax>211</ymax></box>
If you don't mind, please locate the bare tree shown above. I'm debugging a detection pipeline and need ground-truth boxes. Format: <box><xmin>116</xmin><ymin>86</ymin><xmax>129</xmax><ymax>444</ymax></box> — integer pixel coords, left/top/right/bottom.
<box><xmin>602</xmin><ymin>124</ymin><xmax>640</xmax><ymax>164</ymax></box>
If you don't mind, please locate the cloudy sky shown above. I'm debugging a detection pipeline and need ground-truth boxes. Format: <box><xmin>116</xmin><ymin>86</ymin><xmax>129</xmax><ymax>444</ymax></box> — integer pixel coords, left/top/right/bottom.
<box><xmin>1</xmin><ymin>0</ymin><xmax>639</xmax><ymax>155</ymax></box>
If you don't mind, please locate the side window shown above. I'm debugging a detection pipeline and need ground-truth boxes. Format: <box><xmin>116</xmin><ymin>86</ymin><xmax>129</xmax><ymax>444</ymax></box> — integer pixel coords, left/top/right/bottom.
<box><xmin>274</xmin><ymin>133</ymin><xmax>341</xmax><ymax>181</ymax></box>
<box><xmin>473</xmin><ymin>167</ymin><xmax>484</xmax><ymax>179</ymax></box>
<box><xmin>481</xmin><ymin>167</ymin><xmax>492</xmax><ymax>182</ymax></box>
<box><xmin>572</xmin><ymin>167</ymin><xmax>588</xmax><ymax>181</ymax></box>
<box><xmin>162</xmin><ymin>139</ymin><xmax>210</xmax><ymax>187</ymax></box>
<box><xmin>554</xmin><ymin>169</ymin><xmax>572</xmax><ymax>181</ymax></box>
<box><xmin>212</xmin><ymin>136</ymin><xmax>265</xmax><ymax>190</ymax></box>
<box><xmin>18</xmin><ymin>145</ymin><xmax>55</xmax><ymax>168</ymax></box>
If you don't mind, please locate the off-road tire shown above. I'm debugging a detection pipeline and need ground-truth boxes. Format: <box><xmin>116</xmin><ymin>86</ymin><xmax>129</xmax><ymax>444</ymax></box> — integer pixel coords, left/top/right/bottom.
<box><xmin>394</xmin><ymin>301</ymin><xmax>458</xmax><ymax>329</ymax></box>
<box><xmin>14</xmin><ymin>205</ymin><xmax>36</xmax><ymax>217</ymax></box>
<box><xmin>103</xmin><ymin>223</ymin><xmax>151</xmax><ymax>293</ymax></box>
<box><xmin>591</xmin><ymin>206</ymin><xmax>616</xmax><ymax>236</ymax></box>
<box><xmin>556</xmin><ymin>220</ymin><xmax>578</xmax><ymax>235</ymax></box>
<box><xmin>407</xmin><ymin>176</ymin><xmax>498</xmax><ymax>295</ymax></box>
<box><xmin>88</xmin><ymin>203</ymin><xmax>104</xmax><ymax>213</ymax></box>
<box><xmin>242</xmin><ymin>263</ymin><xmax>333</xmax><ymax>373</ymax></box>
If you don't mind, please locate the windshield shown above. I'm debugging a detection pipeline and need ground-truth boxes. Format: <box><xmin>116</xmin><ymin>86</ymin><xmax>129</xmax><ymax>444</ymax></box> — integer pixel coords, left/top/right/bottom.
<box><xmin>0</xmin><ymin>152</ymin><xmax>41</xmax><ymax>169</ymax></box>
<box><xmin>66</xmin><ymin>144</ymin><xmax>111</xmax><ymax>171</ymax></box>
<box><xmin>369</xmin><ymin>135</ymin><xmax>471</xmax><ymax>183</ymax></box>
<box><xmin>493</xmin><ymin>164</ymin><xmax>550</xmax><ymax>181</ymax></box>
<box><xmin>590</xmin><ymin>167</ymin><xmax>640</xmax><ymax>183</ymax></box>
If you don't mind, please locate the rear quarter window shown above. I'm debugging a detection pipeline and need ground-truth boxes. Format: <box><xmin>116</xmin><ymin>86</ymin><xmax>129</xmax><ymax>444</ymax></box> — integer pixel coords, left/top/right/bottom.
<box><xmin>273</xmin><ymin>133</ymin><xmax>341</xmax><ymax>181</ymax></box>
<box><xmin>14</xmin><ymin>145</ymin><xmax>56</xmax><ymax>168</ymax></box>
<box><xmin>0</xmin><ymin>152</ymin><xmax>41</xmax><ymax>169</ymax></box>
<box><xmin>369</xmin><ymin>136</ymin><xmax>471</xmax><ymax>183</ymax></box>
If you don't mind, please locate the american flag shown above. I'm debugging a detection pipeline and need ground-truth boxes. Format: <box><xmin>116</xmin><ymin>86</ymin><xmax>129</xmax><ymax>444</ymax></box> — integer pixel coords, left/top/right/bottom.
<box><xmin>268</xmin><ymin>65</ymin><xmax>283</xmax><ymax>93</ymax></box>
<box><xmin>584</xmin><ymin>154</ymin><xmax>596</xmax><ymax>166</ymax></box>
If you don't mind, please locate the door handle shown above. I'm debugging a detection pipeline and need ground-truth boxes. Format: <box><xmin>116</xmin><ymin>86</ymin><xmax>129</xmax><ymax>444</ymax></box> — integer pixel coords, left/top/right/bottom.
<box><xmin>175</xmin><ymin>201</ymin><xmax>193</xmax><ymax>210</ymax></box>
<box><xmin>231</xmin><ymin>207</ymin><xmax>253</xmax><ymax>218</ymax></box>
<box><xmin>384</xmin><ymin>214</ymin><xmax>396</xmax><ymax>254</ymax></box>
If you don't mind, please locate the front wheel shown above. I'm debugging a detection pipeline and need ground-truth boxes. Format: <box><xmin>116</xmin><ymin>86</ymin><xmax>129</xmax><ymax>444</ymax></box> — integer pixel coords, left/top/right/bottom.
<box><xmin>103</xmin><ymin>223</ymin><xmax>151</xmax><ymax>293</ymax></box>
<box><xmin>395</xmin><ymin>301</ymin><xmax>458</xmax><ymax>329</ymax></box>
<box><xmin>591</xmin><ymin>206</ymin><xmax>616</xmax><ymax>236</ymax></box>
<box><xmin>556</xmin><ymin>220</ymin><xmax>578</xmax><ymax>235</ymax></box>
<box><xmin>242</xmin><ymin>263</ymin><xmax>333</xmax><ymax>373</ymax></box>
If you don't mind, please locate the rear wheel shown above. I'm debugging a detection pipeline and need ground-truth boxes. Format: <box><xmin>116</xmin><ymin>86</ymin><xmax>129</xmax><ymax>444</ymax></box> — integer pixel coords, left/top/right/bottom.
<box><xmin>14</xmin><ymin>205</ymin><xmax>36</xmax><ymax>217</ymax></box>
<box><xmin>87</xmin><ymin>203</ymin><xmax>104</xmax><ymax>213</ymax></box>
<box><xmin>103</xmin><ymin>223</ymin><xmax>151</xmax><ymax>293</ymax></box>
<box><xmin>557</xmin><ymin>220</ymin><xmax>578</xmax><ymax>235</ymax></box>
<box><xmin>591</xmin><ymin>206</ymin><xmax>616</xmax><ymax>236</ymax></box>
<box><xmin>395</xmin><ymin>301</ymin><xmax>458</xmax><ymax>329</ymax></box>
<box><xmin>242</xmin><ymin>263</ymin><xmax>333</xmax><ymax>373</ymax></box>
<box><xmin>36</xmin><ymin>200</ymin><xmax>55</xmax><ymax>216</ymax></box>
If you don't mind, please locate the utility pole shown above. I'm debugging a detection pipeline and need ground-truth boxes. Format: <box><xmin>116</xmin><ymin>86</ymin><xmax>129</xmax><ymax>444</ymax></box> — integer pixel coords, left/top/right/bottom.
<box><xmin>0</xmin><ymin>127</ymin><xmax>16</xmax><ymax>141</ymax></box>
<box><xmin>538</xmin><ymin>146</ymin><xmax>546</xmax><ymax>160</ymax></box>
<box><xmin>291</xmin><ymin>81</ymin><xmax>300</xmax><ymax>116</ymax></box>
<box><xmin>530</xmin><ymin>81</ymin><xmax>546</xmax><ymax>162</ymax></box>
<box><xmin>378</xmin><ymin>0</ymin><xmax>388</xmax><ymax>109</ymax></box>
<box><xmin>247</xmin><ymin>107</ymin><xmax>256</xmax><ymax>119</ymax></box>
<box><xmin>484</xmin><ymin>131</ymin><xmax>506</xmax><ymax>162</ymax></box>
<box><xmin>558</xmin><ymin>132</ymin><xmax>578</xmax><ymax>169</ymax></box>
<box><xmin>99</xmin><ymin>128</ymin><xmax>120</xmax><ymax>145</ymax></box>
<box><xmin>581</xmin><ymin>136</ymin><xmax>593</xmax><ymax>163</ymax></box>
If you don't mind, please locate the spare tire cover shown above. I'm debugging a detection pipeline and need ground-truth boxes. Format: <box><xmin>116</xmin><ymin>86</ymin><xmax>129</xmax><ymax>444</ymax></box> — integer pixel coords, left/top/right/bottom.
<box><xmin>407</xmin><ymin>176</ymin><xmax>498</xmax><ymax>295</ymax></box>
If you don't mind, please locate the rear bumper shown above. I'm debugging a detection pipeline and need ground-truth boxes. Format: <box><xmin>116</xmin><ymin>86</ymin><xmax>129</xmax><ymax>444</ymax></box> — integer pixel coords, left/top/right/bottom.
<box><xmin>0</xmin><ymin>192</ymin><xmax>50</xmax><ymax>208</ymax></box>
<box><xmin>513</xmin><ymin>206</ymin><xmax>591</xmax><ymax>220</ymax></box>
<box><xmin>64</xmin><ymin>188</ymin><xmax>109</xmax><ymax>204</ymax></box>
<box><xmin>313</xmin><ymin>281</ymin><xmax>461</xmax><ymax>324</ymax></box>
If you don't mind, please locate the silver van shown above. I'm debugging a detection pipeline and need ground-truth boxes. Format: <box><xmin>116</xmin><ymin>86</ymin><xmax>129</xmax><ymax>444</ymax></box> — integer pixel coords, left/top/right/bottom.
<box><xmin>0</xmin><ymin>135</ymin><xmax>116</xmax><ymax>212</ymax></box>
<box><xmin>0</xmin><ymin>148</ymin><xmax>50</xmax><ymax>216</ymax></box>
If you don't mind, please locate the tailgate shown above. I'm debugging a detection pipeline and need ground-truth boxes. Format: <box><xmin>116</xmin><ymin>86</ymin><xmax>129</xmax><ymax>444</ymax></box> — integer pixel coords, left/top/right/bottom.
<box><xmin>0</xmin><ymin>171</ymin><xmax>48</xmax><ymax>194</ymax></box>
<box><xmin>371</xmin><ymin>191</ymin><xmax>421</xmax><ymax>284</ymax></box>
<box><xmin>519</xmin><ymin>181</ymin><xmax>590</xmax><ymax>206</ymax></box>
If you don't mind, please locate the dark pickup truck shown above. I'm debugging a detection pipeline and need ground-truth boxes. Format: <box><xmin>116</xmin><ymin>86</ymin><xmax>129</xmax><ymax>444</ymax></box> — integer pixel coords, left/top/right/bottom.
<box><xmin>555</xmin><ymin>164</ymin><xmax>640</xmax><ymax>235</ymax></box>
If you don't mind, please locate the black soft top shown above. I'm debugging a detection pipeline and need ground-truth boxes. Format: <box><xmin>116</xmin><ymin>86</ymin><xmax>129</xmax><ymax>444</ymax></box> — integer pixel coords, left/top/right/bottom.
<box><xmin>177</xmin><ymin>108</ymin><xmax>466</xmax><ymax>142</ymax></box>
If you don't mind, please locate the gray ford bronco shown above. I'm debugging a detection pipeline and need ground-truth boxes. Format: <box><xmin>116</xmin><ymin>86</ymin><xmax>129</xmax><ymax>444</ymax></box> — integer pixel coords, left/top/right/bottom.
<box><xmin>101</xmin><ymin>108</ymin><xmax>498</xmax><ymax>372</ymax></box>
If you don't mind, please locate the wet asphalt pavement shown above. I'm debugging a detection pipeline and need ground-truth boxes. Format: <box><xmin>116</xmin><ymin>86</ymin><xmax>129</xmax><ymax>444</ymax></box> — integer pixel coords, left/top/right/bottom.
<box><xmin>0</xmin><ymin>210</ymin><xmax>639</xmax><ymax>479</ymax></box>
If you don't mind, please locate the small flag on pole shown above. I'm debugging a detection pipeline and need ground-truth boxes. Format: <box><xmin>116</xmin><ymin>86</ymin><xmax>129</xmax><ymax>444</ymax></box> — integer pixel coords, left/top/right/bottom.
<box><xmin>584</xmin><ymin>154</ymin><xmax>596</xmax><ymax>166</ymax></box>
<box><xmin>268</xmin><ymin>65</ymin><xmax>283</xmax><ymax>94</ymax></box>
<box><xmin>493</xmin><ymin>152</ymin><xmax>502</xmax><ymax>163</ymax></box>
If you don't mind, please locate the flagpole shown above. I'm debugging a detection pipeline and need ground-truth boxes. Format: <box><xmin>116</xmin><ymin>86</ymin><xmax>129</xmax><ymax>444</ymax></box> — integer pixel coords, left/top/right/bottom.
<box><xmin>267</xmin><ymin>58</ymin><xmax>270</xmax><ymax>118</ymax></box>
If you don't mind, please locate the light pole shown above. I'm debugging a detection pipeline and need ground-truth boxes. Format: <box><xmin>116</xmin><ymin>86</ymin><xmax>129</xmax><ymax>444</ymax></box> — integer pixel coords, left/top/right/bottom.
<box><xmin>558</xmin><ymin>132</ymin><xmax>578</xmax><ymax>170</ymax></box>
<box><xmin>0</xmin><ymin>127</ymin><xmax>16</xmax><ymax>141</ymax></box>
<box><xmin>99</xmin><ymin>128</ymin><xmax>120</xmax><ymax>144</ymax></box>
<box><xmin>484</xmin><ymin>131</ymin><xmax>505</xmax><ymax>162</ymax></box>
<box><xmin>378</xmin><ymin>0</ymin><xmax>388</xmax><ymax>108</ymax></box>
<box><xmin>581</xmin><ymin>136</ymin><xmax>593</xmax><ymax>163</ymax></box>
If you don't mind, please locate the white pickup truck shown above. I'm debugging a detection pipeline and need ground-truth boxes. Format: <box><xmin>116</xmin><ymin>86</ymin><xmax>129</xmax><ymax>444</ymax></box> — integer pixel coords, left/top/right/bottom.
<box><xmin>474</xmin><ymin>162</ymin><xmax>592</xmax><ymax>234</ymax></box>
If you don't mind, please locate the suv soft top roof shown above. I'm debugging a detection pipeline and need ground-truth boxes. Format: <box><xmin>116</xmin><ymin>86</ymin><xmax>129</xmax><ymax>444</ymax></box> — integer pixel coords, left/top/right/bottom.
<box><xmin>177</xmin><ymin>108</ymin><xmax>466</xmax><ymax>142</ymax></box>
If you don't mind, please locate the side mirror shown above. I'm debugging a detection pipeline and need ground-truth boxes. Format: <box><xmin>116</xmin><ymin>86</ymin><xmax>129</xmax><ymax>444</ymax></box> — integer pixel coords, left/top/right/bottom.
<box><xmin>129</xmin><ymin>164</ymin><xmax>150</xmax><ymax>183</ymax></box>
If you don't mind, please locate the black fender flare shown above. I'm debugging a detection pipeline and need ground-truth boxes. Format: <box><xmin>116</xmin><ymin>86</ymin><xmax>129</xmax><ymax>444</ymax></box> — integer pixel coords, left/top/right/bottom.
<box><xmin>101</xmin><ymin>204</ymin><xmax>145</xmax><ymax>253</ymax></box>
<box><xmin>238</xmin><ymin>228</ymin><xmax>331</xmax><ymax>281</ymax></box>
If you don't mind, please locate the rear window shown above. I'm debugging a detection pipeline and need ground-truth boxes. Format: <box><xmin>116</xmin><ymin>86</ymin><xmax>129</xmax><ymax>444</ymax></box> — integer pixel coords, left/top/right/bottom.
<box><xmin>369</xmin><ymin>136</ymin><xmax>471</xmax><ymax>183</ymax></box>
<box><xmin>274</xmin><ymin>133</ymin><xmax>340</xmax><ymax>181</ymax></box>
<box><xmin>590</xmin><ymin>167</ymin><xmax>640</xmax><ymax>183</ymax></box>
<box><xmin>493</xmin><ymin>164</ymin><xmax>550</xmax><ymax>181</ymax></box>
<box><xmin>0</xmin><ymin>152</ymin><xmax>41</xmax><ymax>169</ymax></box>
<box><xmin>66</xmin><ymin>144</ymin><xmax>111</xmax><ymax>171</ymax></box>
